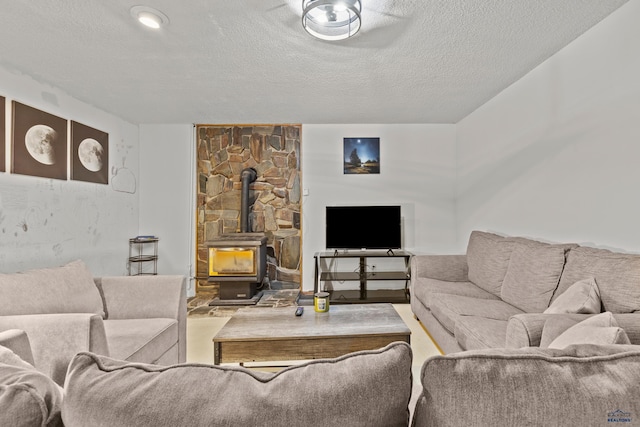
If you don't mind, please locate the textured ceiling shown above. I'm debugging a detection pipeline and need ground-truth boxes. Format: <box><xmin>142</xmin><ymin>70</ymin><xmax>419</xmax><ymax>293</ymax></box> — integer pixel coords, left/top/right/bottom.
<box><xmin>0</xmin><ymin>0</ymin><xmax>630</xmax><ymax>124</ymax></box>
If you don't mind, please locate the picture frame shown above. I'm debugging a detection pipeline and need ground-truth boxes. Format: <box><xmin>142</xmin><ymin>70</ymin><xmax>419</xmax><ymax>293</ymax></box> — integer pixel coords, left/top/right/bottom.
<box><xmin>343</xmin><ymin>137</ymin><xmax>380</xmax><ymax>174</ymax></box>
<box><xmin>11</xmin><ymin>101</ymin><xmax>67</xmax><ymax>180</ymax></box>
<box><xmin>0</xmin><ymin>96</ymin><xmax>5</xmax><ymax>173</ymax></box>
<box><xmin>71</xmin><ymin>121</ymin><xmax>109</xmax><ymax>184</ymax></box>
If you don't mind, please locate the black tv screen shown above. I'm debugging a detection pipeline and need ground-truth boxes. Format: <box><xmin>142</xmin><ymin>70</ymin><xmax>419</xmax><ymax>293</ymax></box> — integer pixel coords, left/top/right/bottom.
<box><xmin>325</xmin><ymin>205</ymin><xmax>402</xmax><ymax>250</ymax></box>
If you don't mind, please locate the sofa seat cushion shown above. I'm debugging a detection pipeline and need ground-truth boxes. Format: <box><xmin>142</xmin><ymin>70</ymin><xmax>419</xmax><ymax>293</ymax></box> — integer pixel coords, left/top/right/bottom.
<box><xmin>430</xmin><ymin>294</ymin><xmax>524</xmax><ymax>334</ymax></box>
<box><xmin>412</xmin><ymin>278</ymin><xmax>498</xmax><ymax>309</ymax></box>
<box><xmin>1</xmin><ymin>346</ymin><xmax>63</xmax><ymax>427</ymax></box>
<box><xmin>413</xmin><ymin>345</ymin><xmax>640</xmax><ymax>427</ymax></box>
<box><xmin>466</xmin><ymin>231</ymin><xmax>515</xmax><ymax>297</ymax></box>
<box><xmin>501</xmin><ymin>239</ymin><xmax>574</xmax><ymax>313</ymax></box>
<box><xmin>62</xmin><ymin>342</ymin><xmax>413</xmax><ymax>427</ymax></box>
<box><xmin>454</xmin><ymin>316</ymin><xmax>509</xmax><ymax>350</ymax></box>
<box><xmin>555</xmin><ymin>246</ymin><xmax>640</xmax><ymax>313</ymax></box>
<box><xmin>0</xmin><ymin>260</ymin><xmax>104</xmax><ymax>317</ymax></box>
<box><xmin>104</xmin><ymin>318</ymin><xmax>177</xmax><ymax>364</ymax></box>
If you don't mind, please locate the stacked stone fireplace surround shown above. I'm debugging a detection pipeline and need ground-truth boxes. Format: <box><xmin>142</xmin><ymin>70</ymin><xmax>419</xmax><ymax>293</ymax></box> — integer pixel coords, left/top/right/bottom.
<box><xmin>195</xmin><ymin>125</ymin><xmax>302</xmax><ymax>296</ymax></box>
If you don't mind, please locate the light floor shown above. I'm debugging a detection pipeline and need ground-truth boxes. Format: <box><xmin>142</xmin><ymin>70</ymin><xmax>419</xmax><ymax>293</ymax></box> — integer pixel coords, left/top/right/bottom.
<box><xmin>186</xmin><ymin>303</ymin><xmax>441</xmax><ymax>414</ymax></box>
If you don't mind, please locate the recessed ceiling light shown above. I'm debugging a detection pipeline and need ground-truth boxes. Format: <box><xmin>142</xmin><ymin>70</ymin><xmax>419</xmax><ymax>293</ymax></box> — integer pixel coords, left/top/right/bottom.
<box><xmin>130</xmin><ymin>6</ymin><xmax>169</xmax><ymax>29</ymax></box>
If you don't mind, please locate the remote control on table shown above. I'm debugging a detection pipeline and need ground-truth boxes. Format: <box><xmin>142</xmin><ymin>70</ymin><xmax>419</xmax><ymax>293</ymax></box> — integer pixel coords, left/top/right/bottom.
<box><xmin>295</xmin><ymin>307</ymin><xmax>304</xmax><ymax>316</ymax></box>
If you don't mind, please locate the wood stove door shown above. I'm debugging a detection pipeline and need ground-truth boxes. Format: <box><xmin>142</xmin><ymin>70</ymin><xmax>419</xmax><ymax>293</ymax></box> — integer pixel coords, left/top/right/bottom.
<box><xmin>208</xmin><ymin>247</ymin><xmax>257</xmax><ymax>277</ymax></box>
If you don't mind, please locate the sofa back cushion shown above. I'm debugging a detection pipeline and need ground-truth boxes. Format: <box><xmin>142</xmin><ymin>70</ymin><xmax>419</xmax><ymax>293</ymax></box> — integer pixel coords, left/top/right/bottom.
<box><xmin>412</xmin><ymin>345</ymin><xmax>640</xmax><ymax>427</ymax></box>
<box><xmin>555</xmin><ymin>246</ymin><xmax>640</xmax><ymax>313</ymax></box>
<box><xmin>0</xmin><ymin>260</ymin><xmax>104</xmax><ymax>317</ymax></box>
<box><xmin>466</xmin><ymin>231</ymin><xmax>515</xmax><ymax>297</ymax></box>
<box><xmin>500</xmin><ymin>239</ymin><xmax>575</xmax><ymax>312</ymax></box>
<box><xmin>62</xmin><ymin>342</ymin><xmax>413</xmax><ymax>427</ymax></box>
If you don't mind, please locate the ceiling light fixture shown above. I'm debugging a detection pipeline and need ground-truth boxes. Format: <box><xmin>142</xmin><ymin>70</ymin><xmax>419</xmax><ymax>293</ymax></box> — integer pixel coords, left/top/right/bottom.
<box><xmin>302</xmin><ymin>0</ymin><xmax>361</xmax><ymax>41</ymax></box>
<box><xmin>130</xmin><ymin>6</ymin><xmax>169</xmax><ymax>29</ymax></box>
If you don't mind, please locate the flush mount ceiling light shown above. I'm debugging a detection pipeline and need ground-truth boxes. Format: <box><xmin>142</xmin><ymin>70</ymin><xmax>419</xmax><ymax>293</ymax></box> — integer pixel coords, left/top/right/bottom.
<box><xmin>130</xmin><ymin>5</ymin><xmax>169</xmax><ymax>29</ymax></box>
<box><xmin>302</xmin><ymin>0</ymin><xmax>361</xmax><ymax>41</ymax></box>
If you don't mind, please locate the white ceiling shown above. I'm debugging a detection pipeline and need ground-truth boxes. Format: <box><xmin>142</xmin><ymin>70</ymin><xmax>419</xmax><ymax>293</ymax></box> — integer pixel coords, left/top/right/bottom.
<box><xmin>0</xmin><ymin>0</ymin><xmax>630</xmax><ymax>125</ymax></box>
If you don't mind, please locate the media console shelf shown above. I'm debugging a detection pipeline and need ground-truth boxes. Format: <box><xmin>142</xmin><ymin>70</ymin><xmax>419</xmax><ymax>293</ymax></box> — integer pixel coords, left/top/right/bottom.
<box><xmin>313</xmin><ymin>250</ymin><xmax>412</xmax><ymax>303</ymax></box>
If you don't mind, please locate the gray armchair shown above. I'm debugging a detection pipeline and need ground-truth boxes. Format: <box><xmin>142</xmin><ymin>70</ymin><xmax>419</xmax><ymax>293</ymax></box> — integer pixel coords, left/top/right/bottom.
<box><xmin>0</xmin><ymin>260</ymin><xmax>186</xmax><ymax>385</ymax></box>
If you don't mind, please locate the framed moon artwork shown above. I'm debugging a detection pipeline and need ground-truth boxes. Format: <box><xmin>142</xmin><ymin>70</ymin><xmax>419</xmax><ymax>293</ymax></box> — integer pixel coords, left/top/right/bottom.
<box><xmin>11</xmin><ymin>101</ymin><xmax>68</xmax><ymax>180</ymax></box>
<box><xmin>71</xmin><ymin>121</ymin><xmax>109</xmax><ymax>184</ymax></box>
<box><xmin>0</xmin><ymin>96</ymin><xmax>5</xmax><ymax>173</ymax></box>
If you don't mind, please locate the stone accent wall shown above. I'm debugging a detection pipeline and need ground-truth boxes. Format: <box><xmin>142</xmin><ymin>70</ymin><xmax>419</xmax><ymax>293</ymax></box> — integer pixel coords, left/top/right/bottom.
<box><xmin>195</xmin><ymin>125</ymin><xmax>302</xmax><ymax>294</ymax></box>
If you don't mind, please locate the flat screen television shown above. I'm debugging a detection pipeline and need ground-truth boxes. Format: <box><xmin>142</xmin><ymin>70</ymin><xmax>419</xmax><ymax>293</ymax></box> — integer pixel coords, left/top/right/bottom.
<box><xmin>325</xmin><ymin>205</ymin><xmax>402</xmax><ymax>250</ymax></box>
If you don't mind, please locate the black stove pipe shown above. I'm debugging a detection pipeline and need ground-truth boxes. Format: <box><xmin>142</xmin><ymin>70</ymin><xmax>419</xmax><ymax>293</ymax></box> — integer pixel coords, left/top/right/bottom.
<box><xmin>240</xmin><ymin>168</ymin><xmax>258</xmax><ymax>233</ymax></box>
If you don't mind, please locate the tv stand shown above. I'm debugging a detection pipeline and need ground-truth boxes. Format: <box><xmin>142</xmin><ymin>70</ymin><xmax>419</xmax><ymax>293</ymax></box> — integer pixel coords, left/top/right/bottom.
<box><xmin>313</xmin><ymin>250</ymin><xmax>412</xmax><ymax>303</ymax></box>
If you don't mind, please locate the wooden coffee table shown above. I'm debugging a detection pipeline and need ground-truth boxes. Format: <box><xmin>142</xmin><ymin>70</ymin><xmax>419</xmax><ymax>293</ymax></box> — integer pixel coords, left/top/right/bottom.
<box><xmin>212</xmin><ymin>303</ymin><xmax>410</xmax><ymax>365</ymax></box>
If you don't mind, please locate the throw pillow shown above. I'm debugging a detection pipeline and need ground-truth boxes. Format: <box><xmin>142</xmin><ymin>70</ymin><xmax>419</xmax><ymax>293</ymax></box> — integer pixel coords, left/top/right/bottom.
<box><xmin>500</xmin><ymin>239</ymin><xmax>570</xmax><ymax>312</ymax></box>
<box><xmin>466</xmin><ymin>231</ymin><xmax>515</xmax><ymax>297</ymax></box>
<box><xmin>548</xmin><ymin>312</ymin><xmax>631</xmax><ymax>349</ymax></box>
<box><xmin>0</xmin><ymin>260</ymin><xmax>104</xmax><ymax>317</ymax></box>
<box><xmin>0</xmin><ymin>347</ymin><xmax>63</xmax><ymax>427</ymax></box>
<box><xmin>544</xmin><ymin>277</ymin><xmax>601</xmax><ymax>314</ymax></box>
<box><xmin>62</xmin><ymin>342</ymin><xmax>413</xmax><ymax>427</ymax></box>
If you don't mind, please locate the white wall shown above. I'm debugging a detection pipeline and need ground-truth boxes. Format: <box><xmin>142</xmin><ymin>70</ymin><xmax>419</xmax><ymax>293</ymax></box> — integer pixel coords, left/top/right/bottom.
<box><xmin>0</xmin><ymin>65</ymin><xmax>140</xmax><ymax>275</ymax></box>
<box><xmin>456</xmin><ymin>0</ymin><xmax>640</xmax><ymax>253</ymax></box>
<box><xmin>138</xmin><ymin>124</ymin><xmax>195</xmax><ymax>296</ymax></box>
<box><xmin>138</xmin><ymin>123</ymin><xmax>457</xmax><ymax>293</ymax></box>
<box><xmin>301</xmin><ymin>124</ymin><xmax>457</xmax><ymax>291</ymax></box>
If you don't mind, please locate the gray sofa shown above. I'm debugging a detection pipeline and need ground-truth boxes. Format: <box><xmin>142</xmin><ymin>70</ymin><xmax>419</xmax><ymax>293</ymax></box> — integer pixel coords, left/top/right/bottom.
<box><xmin>0</xmin><ymin>339</ymin><xmax>413</xmax><ymax>427</ymax></box>
<box><xmin>411</xmin><ymin>230</ymin><xmax>640</xmax><ymax>354</ymax></box>
<box><xmin>0</xmin><ymin>260</ymin><xmax>186</xmax><ymax>386</ymax></box>
<box><xmin>412</xmin><ymin>344</ymin><xmax>640</xmax><ymax>426</ymax></box>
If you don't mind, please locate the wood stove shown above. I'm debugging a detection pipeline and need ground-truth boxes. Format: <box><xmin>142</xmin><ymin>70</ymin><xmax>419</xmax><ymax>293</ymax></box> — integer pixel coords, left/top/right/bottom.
<box><xmin>207</xmin><ymin>233</ymin><xmax>267</xmax><ymax>299</ymax></box>
<box><xmin>206</xmin><ymin>167</ymin><xmax>269</xmax><ymax>301</ymax></box>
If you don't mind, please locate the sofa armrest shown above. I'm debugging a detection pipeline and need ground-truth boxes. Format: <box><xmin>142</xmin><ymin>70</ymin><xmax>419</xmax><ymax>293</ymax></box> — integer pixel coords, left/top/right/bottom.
<box><xmin>0</xmin><ymin>313</ymin><xmax>108</xmax><ymax>385</ymax></box>
<box><xmin>506</xmin><ymin>313</ymin><xmax>553</xmax><ymax>348</ymax></box>
<box><xmin>410</xmin><ymin>254</ymin><xmax>468</xmax><ymax>282</ymax></box>
<box><xmin>98</xmin><ymin>275</ymin><xmax>187</xmax><ymax>363</ymax></box>
<box><xmin>98</xmin><ymin>275</ymin><xmax>186</xmax><ymax>320</ymax></box>
<box><xmin>0</xmin><ymin>329</ymin><xmax>35</xmax><ymax>366</ymax></box>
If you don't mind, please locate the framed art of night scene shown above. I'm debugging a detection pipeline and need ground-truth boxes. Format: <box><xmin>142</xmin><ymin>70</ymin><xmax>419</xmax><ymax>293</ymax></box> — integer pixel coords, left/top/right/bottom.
<box><xmin>343</xmin><ymin>137</ymin><xmax>380</xmax><ymax>174</ymax></box>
